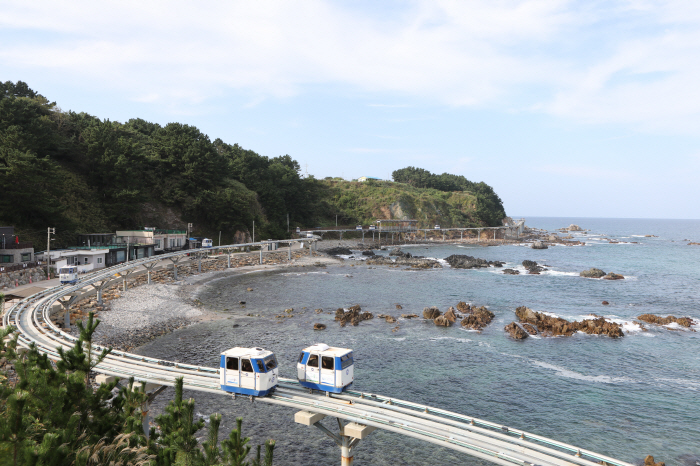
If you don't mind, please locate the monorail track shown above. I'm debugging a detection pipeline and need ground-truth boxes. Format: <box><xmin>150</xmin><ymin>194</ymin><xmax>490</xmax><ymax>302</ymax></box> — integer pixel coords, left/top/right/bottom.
<box><xmin>3</xmin><ymin>241</ymin><xmax>633</xmax><ymax>466</ymax></box>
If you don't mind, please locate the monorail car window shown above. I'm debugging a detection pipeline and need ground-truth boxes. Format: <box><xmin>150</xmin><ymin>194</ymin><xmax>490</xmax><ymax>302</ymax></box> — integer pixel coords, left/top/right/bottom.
<box><xmin>307</xmin><ymin>354</ymin><xmax>319</xmax><ymax>368</ymax></box>
<box><xmin>241</xmin><ymin>359</ymin><xmax>253</xmax><ymax>372</ymax></box>
<box><xmin>298</xmin><ymin>352</ymin><xmax>305</xmax><ymax>363</ymax></box>
<box><xmin>226</xmin><ymin>357</ymin><xmax>239</xmax><ymax>370</ymax></box>
<box><xmin>321</xmin><ymin>356</ymin><xmax>334</xmax><ymax>370</ymax></box>
<box><xmin>264</xmin><ymin>355</ymin><xmax>277</xmax><ymax>370</ymax></box>
<box><xmin>340</xmin><ymin>353</ymin><xmax>353</xmax><ymax>369</ymax></box>
<box><xmin>256</xmin><ymin>360</ymin><xmax>265</xmax><ymax>372</ymax></box>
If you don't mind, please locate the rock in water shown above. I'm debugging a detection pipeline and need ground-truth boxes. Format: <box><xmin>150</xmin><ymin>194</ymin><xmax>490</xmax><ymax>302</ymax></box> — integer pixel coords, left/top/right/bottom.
<box><xmin>456</xmin><ymin>301</ymin><xmax>471</xmax><ymax>313</ymax></box>
<box><xmin>504</xmin><ymin>322</ymin><xmax>529</xmax><ymax>340</ymax></box>
<box><xmin>460</xmin><ymin>306</ymin><xmax>495</xmax><ymax>331</ymax></box>
<box><xmin>444</xmin><ymin>307</ymin><xmax>457</xmax><ymax>323</ymax></box>
<box><xmin>313</xmin><ymin>323</ymin><xmax>326</xmax><ymax>330</ymax></box>
<box><xmin>395</xmin><ymin>304</ymin><xmax>403</xmax><ymax>309</ymax></box>
<box><xmin>434</xmin><ymin>315</ymin><xmax>452</xmax><ymax>327</ymax></box>
<box><xmin>362</xmin><ymin>250</ymin><xmax>375</xmax><ymax>256</ymax></box>
<box><xmin>384</xmin><ymin>315</ymin><xmax>397</xmax><ymax>323</ymax></box>
<box><xmin>602</xmin><ymin>273</ymin><xmax>625</xmax><ymax>280</ymax></box>
<box><xmin>644</xmin><ymin>455</ymin><xmax>665</xmax><ymax>466</ymax></box>
<box><xmin>503</xmin><ymin>268</ymin><xmax>520</xmax><ymax>275</ymax></box>
<box><xmin>568</xmin><ymin>224</ymin><xmax>583</xmax><ymax>231</ymax></box>
<box><xmin>637</xmin><ymin>314</ymin><xmax>696</xmax><ymax>328</ymax></box>
<box><xmin>580</xmin><ymin>268</ymin><xmax>606</xmax><ymax>278</ymax></box>
<box><xmin>602</xmin><ymin>301</ymin><xmax>609</xmax><ymax>305</ymax></box>
<box><xmin>423</xmin><ymin>306</ymin><xmax>441</xmax><ymax>319</ymax></box>
<box><xmin>531</xmin><ymin>241</ymin><xmax>548</xmax><ymax>249</ymax></box>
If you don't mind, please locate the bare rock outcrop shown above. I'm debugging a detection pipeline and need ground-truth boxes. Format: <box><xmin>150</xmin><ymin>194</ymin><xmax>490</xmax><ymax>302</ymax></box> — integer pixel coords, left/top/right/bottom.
<box><xmin>504</xmin><ymin>322</ymin><xmax>529</xmax><ymax>340</ymax></box>
<box><xmin>335</xmin><ymin>305</ymin><xmax>373</xmax><ymax>326</ymax></box>
<box><xmin>423</xmin><ymin>306</ymin><xmax>441</xmax><ymax>319</ymax></box>
<box><xmin>522</xmin><ymin>260</ymin><xmax>546</xmax><ymax>274</ymax></box>
<box><xmin>644</xmin><ymin>455</ymin><xmax>665</xmax><ymax>466</ymax></box>
<box><xmin>460</xmin><ymin>306</ymin><xmax>495</xmax><ymax>331</ymax></box>
<box><xmin>580</xmin><ymin>268</ymin><xmax>606</xmax><ymax>278</ymax></box>
<box><xmin>531</xmin><ymin>241</ymin><xmax>548</xmax><ymax>249</ymax></box>
<box><xmin>602</xmin><ymin>273</ymin><xmax>625</xmax><ymax>280</ymax></box>
<box><xmin>637</xmin><ymin>314</ymin><xmax>696</xmax><ymax>328</ymax></box>
<box><xmin>456</xmin><ymin>301</ymin><xmax>471</xmax><ymax>313</ymax></box>
<box><xmin>444</xmin><ymin>255</ymin><xmax>504</xmax><ymax>269</ymax></box>
<box><xmin>434</xmin><ymin>315</ymin><xmax>452</xmax><ymax>327</ymax></box>
<box><xmin>503</xmin><ymin>268</ymin><xmax>520</xmax><ymax>275</ymax></box>
<box><xmin>313</xmin><ymin>323</ymin><xmax>326</xmax><ymax>330</ymax></box>
<box><xmin>444</xmin><ymin>307</ymin><xmax>457</xmax><ymax>323</ymax></box>
<box><xmin>515</xmin><ymin>306</ymin><xmax>624</xmax><ymax>338</ymax></box>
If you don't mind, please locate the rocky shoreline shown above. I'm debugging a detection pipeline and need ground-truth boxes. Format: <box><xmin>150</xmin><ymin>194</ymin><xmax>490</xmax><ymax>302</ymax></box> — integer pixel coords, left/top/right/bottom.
<box><xmin>64</xmin><ymin>249</ymin><xmax>339</xmax><ymax>351</ymax></box>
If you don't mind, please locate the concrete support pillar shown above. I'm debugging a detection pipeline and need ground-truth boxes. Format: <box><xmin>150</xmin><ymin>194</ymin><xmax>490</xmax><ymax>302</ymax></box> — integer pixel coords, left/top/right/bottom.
<box><xmin>259</xmin><ymin>248</ymin><xmax>263</xmax><ymax>265</ymax></box>
<box><xmin>173</xmin><ymin>265</ymin><xmax>178</xmax><ymax>280</ymax></box>
<box><xmin>198</xmin><ymin>256</ymin><xmax>202</xmax><ymax>273</ymax></box>
<box><xmin>227</xmin><ymin>252</ymin><xmax>231</xmax><ymax>268</ymax></box>
<box><xmin>288</xmin><ymin>246</ymin><xmax>292</xmax><ymax>261</ymax></box>
<box><xmin>442</xmin><ymin>231</ymin><xmax>445</xmax><ymax>242</ymax></box>
<box><xmin>461</xmin><ymin>231</ymin><xmax>463</xmax><ymax>241</ymax></box>
<box><xmin>64</xmin><ymin>310</ymin><xmax>70</xmax><ymax>329</ymax></box>
<box><xmin>90</xmin><ymin>281</ymin><xmax>107</xmax><ymax>306</ymax></box>
<box><xmin>143</xmin><ymin>263</ymin><xmax>157</xmax><ymax>285</ymax></box>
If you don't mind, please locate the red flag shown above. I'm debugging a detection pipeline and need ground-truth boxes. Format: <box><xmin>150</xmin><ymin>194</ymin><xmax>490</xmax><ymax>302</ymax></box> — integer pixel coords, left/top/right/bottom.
<box><xmin>15</xmin><ymin>236</ymin><xmax>19</xmax><ymax>244</ymax></box>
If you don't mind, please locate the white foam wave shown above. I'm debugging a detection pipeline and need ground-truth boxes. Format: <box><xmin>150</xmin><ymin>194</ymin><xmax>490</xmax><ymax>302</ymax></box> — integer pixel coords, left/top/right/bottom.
<box><xmin>531</xmin><ymin>361</ymin><xmax>634</xmax><ymax>384</ymax></box>
<box><xmin>428</xmin><ymin>336</ymin><xmax>473</xmax><ymax>343</ymax></box>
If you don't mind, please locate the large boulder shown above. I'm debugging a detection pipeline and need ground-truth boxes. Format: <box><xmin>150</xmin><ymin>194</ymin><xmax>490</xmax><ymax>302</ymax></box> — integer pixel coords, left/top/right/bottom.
<box><xmin>522</xmin><ymin>260</ymin><xmax>545</xmax><ymax>274</ymax></box>
<box><xmin>456</xmin><ymin>301</ymin><xmax>471</xmax><ymax>313</ymax></box>
<box><xmin>580</xmin><ymin>268</ymin><xmax>606</xmax><ymax>278</ymax></box>
<box><xmin>444</xmin><ymin>307</ymin><xmax>457</xmax><ymax>323</ymax></box>
<box><xmin>389</xmin><ymin>248</ymin><xmax>411</xmax><ymax>258</ymax></box>
<box><xmin>531</xmin><ymin>241</ymin><xmax>548</xmax><ymax>249</ymax></box>
<box><xmin>361</xmin><ymin>250</ymin><xmax>375</xmax><ymax>256</ymax></box>
<box><xmin>325</xmin><ymin>247</ymin><xmax>353</xmax><ymax>256</ymax></box>
<box><xmin>434</xmin><ymin>315</ymin><xmax>452</xmax><ymax>327</ymax></box>
<box><xmin>503</xmin><ymin>268</ymin><xmax>520</xmax><ymax>275</ymax></box>
<box><xmin>504</xmin><ymin>322</ymin><xmax>529</xmax><ymax>340</ymax></box>
<box><xmin>444</xmin><ymin>255</ymin><xmax>503</xmax><ymax>269</ymax></box>
<box><xmin>644</xmin><ymin>455</ymin><xmax>665</xmax><ymax>466</ymax></box>
<box><xmin>568</xmin><ymin>224</ymin><xmax>583</xmax><ymax>231</ymax></box>
<box><xmin>460</xmin><ymin>306</ymin><xmax>495</xmax><ymax>331</ymax></box>
<box><xmin>313</xmin><ymin>323</ymin><xmax>326</xmax><ymax>330</ymax></box>
<box><xmin>602</xmin><ymin>273</ymin><xmax>625</xmax><ymax>280</ymax></box>
<box><xmin>423</xmin><ymin>306</ymin><xmax>441</xmax><ymax>319</ymax></box>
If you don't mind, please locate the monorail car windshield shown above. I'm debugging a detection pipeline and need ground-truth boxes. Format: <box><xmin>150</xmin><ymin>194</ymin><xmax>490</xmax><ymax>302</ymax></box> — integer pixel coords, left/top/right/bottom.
<box><xmin>297</xmin><ymin>343</ymin><xmax>354</xmax><ymax>393</ymax></box>
<box><xmin>59</xmin><ymin>266</ymin><xmax>78</xmax><ymax>285</ymax></box>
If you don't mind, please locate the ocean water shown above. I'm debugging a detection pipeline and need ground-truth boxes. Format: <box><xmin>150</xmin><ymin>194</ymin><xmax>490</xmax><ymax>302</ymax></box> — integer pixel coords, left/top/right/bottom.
<box><xmin>134</xmin><ymin>218</ymin><xmax>700</xmax><ymax>466</ymax></box>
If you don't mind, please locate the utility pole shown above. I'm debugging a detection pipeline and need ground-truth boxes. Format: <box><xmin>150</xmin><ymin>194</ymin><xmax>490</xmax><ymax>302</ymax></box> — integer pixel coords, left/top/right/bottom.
<box><xmin>252</xmin><ymin>221</ymin><xmax>255</xmax><ymax>243</ymax></box>
<box><xmin>187</xmin><ymin>223</ymin><xmax>192</xmax><ymax>249</ymax></box>
<box><xmin>218</xmin><ymin>231</ymin><xmax>221</xmax><ymax>246</ymax></box>
<box><xmin>287</xmin><ymin>213</ymin><xmax>289</xmax><ymax>233</ymax></box>
<box><xmin>336</xmin><ymin>215</ymin><xmax>338</xmax><ymax>227</ymax></box>
<box><xmin>46</xmin><ymin>227</ymin><xmax>55</xmax><ymax>278</ymax></box>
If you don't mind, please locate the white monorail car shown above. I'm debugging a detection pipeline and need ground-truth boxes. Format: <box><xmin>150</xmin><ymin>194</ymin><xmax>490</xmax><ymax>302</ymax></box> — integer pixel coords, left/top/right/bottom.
<box><xmin>219</xmin><ymin>347</ymin><xmax>279</xmax><ymax>396</ymax></box>
<box><xmin>297</xmin><ymin>343</ymin><xmax>354</xmax><ymax>393</ymax></box>
<box><xmin>202</xmin><ymin>238</ymin><xmax>213</xmax><ymax>248</ymax></box>
<box><xmin>59</xmin><ymin>266</ymin><xmax>78</xmax><ymax>285</ymax></box>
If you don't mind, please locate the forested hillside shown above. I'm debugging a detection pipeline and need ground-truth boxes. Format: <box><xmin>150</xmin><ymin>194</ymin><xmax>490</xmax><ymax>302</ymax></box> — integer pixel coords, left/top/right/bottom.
<box><xmin>0</xmin><ymin>81</ymin><xmax>506</xmax><ymax>248</ymax></box>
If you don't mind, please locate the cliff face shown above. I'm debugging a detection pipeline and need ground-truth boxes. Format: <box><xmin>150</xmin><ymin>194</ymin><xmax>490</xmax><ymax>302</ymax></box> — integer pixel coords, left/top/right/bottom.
<box><xmin>317</xmin><ymin>180</ymin><xmax>497</xmax><ymax>228</ymax></box>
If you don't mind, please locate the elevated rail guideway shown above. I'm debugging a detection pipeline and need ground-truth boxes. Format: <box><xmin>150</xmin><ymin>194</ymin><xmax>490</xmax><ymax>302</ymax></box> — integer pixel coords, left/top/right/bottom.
<box><xmin>4</xmin><ymin>239</ymin><xmax>631</xmax><ymax>466</ymax></box>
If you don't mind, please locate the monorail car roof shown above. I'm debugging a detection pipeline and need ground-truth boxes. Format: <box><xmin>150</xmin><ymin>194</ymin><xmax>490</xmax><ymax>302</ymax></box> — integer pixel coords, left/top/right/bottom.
<box><xmin>220</xmin><ymin>347</ymin><xmax>273</xmax><ymax>359</ymax></box>
<box><xmin>301</xmin><ymin>343</ymin><xmax>352</xmax><ymax>356</ymax></box>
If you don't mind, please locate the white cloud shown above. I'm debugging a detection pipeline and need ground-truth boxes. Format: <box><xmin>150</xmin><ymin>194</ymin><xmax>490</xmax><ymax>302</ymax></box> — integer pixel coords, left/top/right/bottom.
<box><xmin>2</xmin><ymin>1</ymin><xmax>700</xmax><ymax>132</ymax></box>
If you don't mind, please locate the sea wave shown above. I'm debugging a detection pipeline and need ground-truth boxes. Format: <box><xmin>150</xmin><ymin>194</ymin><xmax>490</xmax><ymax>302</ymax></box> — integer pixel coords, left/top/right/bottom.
<box><xmin>531</xmin><ymin>360</ymin><xmax>635</xmax><ymax>384</ymax></box>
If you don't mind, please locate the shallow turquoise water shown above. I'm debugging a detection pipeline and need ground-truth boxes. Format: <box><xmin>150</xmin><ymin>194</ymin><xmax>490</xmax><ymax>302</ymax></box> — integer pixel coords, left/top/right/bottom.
<box><xmin>135</xmin><ymin>218</ymin><xmax>700</xmax><ymax>466</ymax></box>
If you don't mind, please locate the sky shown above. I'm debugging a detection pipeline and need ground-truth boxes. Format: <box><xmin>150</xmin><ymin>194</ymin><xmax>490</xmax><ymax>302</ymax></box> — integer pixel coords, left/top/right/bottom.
<box><xmin>2</xmin><ymin>0</ymin><xmax>700</xmax><ymax>219</ymax></box>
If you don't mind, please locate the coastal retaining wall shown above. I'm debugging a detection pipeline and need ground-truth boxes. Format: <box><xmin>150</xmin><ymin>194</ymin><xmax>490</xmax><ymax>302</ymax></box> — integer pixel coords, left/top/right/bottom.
<box><xmin>0</xmin><ymin>268</ymin><xmax>47</xmax><ymax>291</ymax></box>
